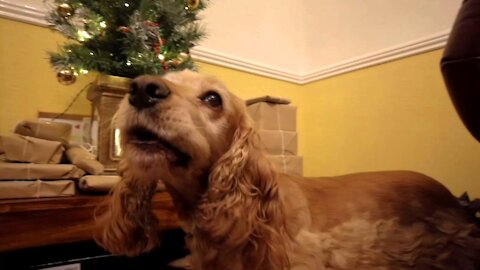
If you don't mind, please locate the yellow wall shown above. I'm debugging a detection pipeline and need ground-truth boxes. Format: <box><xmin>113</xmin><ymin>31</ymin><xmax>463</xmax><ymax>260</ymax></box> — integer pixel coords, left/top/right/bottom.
<box><xmin>0</xmin><ymin>18</ymin><xmax>93</xmax><ymax>134</ymax></box>
<box><xmin>1</xmin><ymin>18</ymin><xmax>479</xmax><ymax>197</ymax></box>
<box><xmin>301</xmin><ymin>50</ymin><xmax>480</xmax><ymax>197</ymax></box>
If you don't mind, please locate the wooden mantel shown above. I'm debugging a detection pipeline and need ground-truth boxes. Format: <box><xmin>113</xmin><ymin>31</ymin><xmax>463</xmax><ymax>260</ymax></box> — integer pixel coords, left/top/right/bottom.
<box><xmin>0</xmin><ymin>192</ymin><xmax>179</xmax><ymax>252</ymax></box>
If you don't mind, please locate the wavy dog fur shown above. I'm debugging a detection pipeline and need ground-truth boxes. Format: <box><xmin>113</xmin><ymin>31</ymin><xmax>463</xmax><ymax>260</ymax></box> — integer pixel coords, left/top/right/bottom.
<box><xmin>94</xmin><ymin>159</ymin><xmax>159</xmax><ymax>257</ymax></box>
<box><xmin>95</xmin><ymin>70</ymin><xmax>480</xmax><ymax>269</ymax></box>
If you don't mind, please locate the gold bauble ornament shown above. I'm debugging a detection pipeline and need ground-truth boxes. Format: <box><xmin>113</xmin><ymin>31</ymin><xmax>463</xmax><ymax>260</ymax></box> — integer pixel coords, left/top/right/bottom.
<box><xmin>167</xmin><ymin>59</ymin><xmax>181</xmax><ymax>67</ymax></box>
<box><xmin>178</xmin><ymin>52</ymin><xmax>190</xmax><ymax>61</ymax></box>
<box><xmin>57</xmin><ymin>68</ymin><xmax>76</xmax><ymax>85</ymax></box>
<box><xmin>167</xmin><ymin>52</ymin><xmax>189</xmax><ymax>67</ymax></box>
<box><xmin>57</xmin><ymin>3</ymin><xmax>74</xmax><ymax>18</ymax></box>
<box><xmin>186</xmin><ymin>0</ymin><xmax>200</xmax><ymax>10</ymax></box>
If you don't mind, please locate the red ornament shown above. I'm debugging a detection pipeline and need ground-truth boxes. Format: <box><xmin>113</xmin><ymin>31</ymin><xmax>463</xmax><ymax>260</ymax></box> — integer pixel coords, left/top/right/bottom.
<box><xmin>143</xmin><ymin>21</ymin><xmax>159</xmax><ymax>27</ymax></box>
<box><xmin>162</xmin><ymin>63</ymin><xmax>169</xmax><ymax>71</ymax></box>
<box><xmin>118</xmin><ymin>26</ymin><xmax>129</xmax><ymax>33</ymax></box>
<box><xmin>154</xmin><ymin>38</ymin><xmax>166</xmax><ymax>54</ymax></box>
<box><xmin>154</xmin><ymin>44</ymin><xmax>161</xmax><ymax>54</ymax></box>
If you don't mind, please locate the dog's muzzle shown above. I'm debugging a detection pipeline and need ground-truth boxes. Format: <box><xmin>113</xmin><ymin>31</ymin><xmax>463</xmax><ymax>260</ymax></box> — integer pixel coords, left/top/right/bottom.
<box><xmin>126</xmin><ymin>126</ymin><xmax>191</xmax><ymax>167</ymax></box>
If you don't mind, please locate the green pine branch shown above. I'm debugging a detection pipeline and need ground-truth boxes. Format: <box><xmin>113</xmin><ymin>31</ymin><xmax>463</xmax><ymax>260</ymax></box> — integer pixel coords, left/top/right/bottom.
<box><xmin>46</xmin><ymin>0</ymin><xmax>207</xmax><ymax>79</ymax></box>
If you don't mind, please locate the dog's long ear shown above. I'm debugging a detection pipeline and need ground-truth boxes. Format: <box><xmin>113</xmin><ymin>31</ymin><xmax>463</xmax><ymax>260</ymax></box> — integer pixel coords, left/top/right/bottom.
<box><xmin>195</xmin><ymin>100</ymin><xmax>289</xmax><ymax>270</ymax></box>
<box><xmin>94</xmin><ymin>159</ymin><xmax>159</xmax><ymax>257</ymax></box>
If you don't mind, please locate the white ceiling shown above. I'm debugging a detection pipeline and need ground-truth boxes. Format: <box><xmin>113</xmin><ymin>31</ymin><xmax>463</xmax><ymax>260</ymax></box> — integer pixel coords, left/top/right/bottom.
<box><xmin>300</xmin><ymin>0</ymin><xmax>462</xmax><ymax>72</ymax></box>
<box><xmin>198</xmin><ymin>0</ymin><xmax>462</xmax><ymax>82</ymax></box>
<box><xmin>0</xmin><ymin>0</ymin><xmax>464</xmax><ymax>83</ymax></box>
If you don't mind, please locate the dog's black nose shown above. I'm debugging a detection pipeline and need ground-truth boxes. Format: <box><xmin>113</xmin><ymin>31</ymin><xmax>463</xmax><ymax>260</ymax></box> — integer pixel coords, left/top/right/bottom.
<box><xmin>128</xmin><ymin>77</ymin><xmax>170</xmax><ymax>110</ymax></box>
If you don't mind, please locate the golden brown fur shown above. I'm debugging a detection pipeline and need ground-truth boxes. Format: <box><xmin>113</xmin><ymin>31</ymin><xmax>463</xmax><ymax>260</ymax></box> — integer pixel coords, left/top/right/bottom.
<box><xmin>95</xmin><ymin>70</ymin><xmax>480</xmax><ymax>269</ymax></box>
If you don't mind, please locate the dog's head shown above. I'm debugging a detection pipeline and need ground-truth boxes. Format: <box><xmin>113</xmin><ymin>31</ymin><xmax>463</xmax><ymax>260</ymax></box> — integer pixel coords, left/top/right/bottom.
<box><xmin>117</xmin><ymin>70</ymin><xmax>251</xmax><ymax>192</ymax></box>
<box><xmin>98</xmin><ymin>70</ymin><xmax>289</xmax><ymax>268</ymax></box>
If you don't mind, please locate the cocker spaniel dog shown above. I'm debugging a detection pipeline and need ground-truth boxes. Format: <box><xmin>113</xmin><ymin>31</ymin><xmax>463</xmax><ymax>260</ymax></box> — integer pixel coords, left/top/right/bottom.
<box><xmin>96</xmin><ymin>70</ymin><xmax>480</xmax><ymax>270</ymax></box>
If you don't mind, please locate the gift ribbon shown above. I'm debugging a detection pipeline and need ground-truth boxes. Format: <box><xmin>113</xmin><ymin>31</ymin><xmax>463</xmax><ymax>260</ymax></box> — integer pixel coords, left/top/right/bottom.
<box><xmin>281</xmin><ymin>155</ymin><xmax>287</xmax><ymax>173</ymax></box>
<box><xmin>275</xmin><ymin>106</ymin><xmax>287</xmax><ymax>170</ymax></box>
<box><xmin>26</xmin><ymin>163</ymin><xmax>31</xmax><ymax>180</ymax></box>
<box><xmin>35</xmin><ymin>179</ymin><xmax>41</xmax><ymax>198</ymax></box>
<box><xmin>21</xmin><ymin>136</ymin><xmax>30</xmax><ymax>161</ymax></box>
<box><xmin>275</xmin><ymin>105</ymin><xmax>281</xmax><ymax>131</ymax></box>
<box><xmin>275</xmin><ymin>106</ymin><xmax>290</xmax><ymax>155</ymax></box>
<box><xmin>34</xmin><ymin>123</ymin><xmax>41</xmax><ymax>138</ymax></box>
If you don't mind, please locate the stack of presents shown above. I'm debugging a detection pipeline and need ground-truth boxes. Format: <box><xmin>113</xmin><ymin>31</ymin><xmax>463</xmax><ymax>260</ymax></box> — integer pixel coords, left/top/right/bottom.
<box><xmin>247</xmin><ymin>96</ymin><xmax>303</xmax><ymax>176</ymax></box>
<box><xmin>0</xmin><ymin>120</ymin><xmax>120</xmax><ymax>199</ymax></box>
<box><xmin>0</xmin><ymin>95</ymin><xmax>300</xmax><ymax>199</ymax></box>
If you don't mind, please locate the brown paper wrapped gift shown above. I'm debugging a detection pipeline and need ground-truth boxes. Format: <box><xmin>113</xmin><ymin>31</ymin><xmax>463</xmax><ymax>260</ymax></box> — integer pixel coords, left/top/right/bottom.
<box><xmin>246</xmin><ymin>96</ymin><xmax>291</xmax><ymax>106</ymax></box>
<box><xmin>79</xmin><ymin>175</ymin><xmax>166</xmax><ymax>192</ymax></box>
<box><xmin>78</xmin><ymin>175</ymin><xmax>120</xmax><ymax>192</ymax></box>
<box><xmin>66</xmin><ymin>144</ymin><xmax>104</xmax><ymax>175</ymax></box>
<box><xmin>247</xmin><ymin>103</ymin><xmax>296</xmax><ymax>131</ymax></box>
<box><xmin>258</xmin><ymin>130</ymin><xmax>297</xmax><ymax>155</ymax></box>
<box><xmin>0</xmin><ymin>180</ymin><xmax>75</xmax><ymax>199</ymax></box>
<box><xmin>267</xmin><ymin>155</ymin><xmax>303</xmax><ymax>176</ymax></box>
<box><xmin>0</xmin><ymin>134</ymin><xmax>64</xmax><ymax>164</ymax></box>
<box><xmin>14</xmin><ymin>120</ymin><xmax>72</xmax><ymax>144</ymax></box>
<box><xmin>0</xmin><ymin>163</ymin><xmax>85</xmax><ymax>180</ymax></box>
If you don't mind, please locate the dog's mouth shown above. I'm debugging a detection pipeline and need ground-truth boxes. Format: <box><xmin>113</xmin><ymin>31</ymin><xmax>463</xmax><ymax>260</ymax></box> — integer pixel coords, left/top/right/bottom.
<box><xmin>126</xmin><ymin>126</ymin><xmax>191</xmax><ymax>167</ymax></box>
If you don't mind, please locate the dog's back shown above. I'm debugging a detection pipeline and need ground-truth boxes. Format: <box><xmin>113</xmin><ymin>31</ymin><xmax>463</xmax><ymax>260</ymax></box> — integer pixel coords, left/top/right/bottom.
<box><xmin>281</xmin><ymin>171</ymin><xmax>480</xmax><ymax>269</ymax></box>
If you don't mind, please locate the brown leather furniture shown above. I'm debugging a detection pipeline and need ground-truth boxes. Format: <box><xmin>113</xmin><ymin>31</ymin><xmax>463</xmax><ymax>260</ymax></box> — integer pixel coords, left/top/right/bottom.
<box><xmin>441</xmin><ymin>0</ymin><xmax>480</xmax><ymax>142</ymax></box>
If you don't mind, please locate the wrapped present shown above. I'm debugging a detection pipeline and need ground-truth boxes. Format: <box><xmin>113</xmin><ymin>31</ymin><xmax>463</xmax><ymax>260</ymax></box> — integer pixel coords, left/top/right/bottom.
<box><xmin>246</xmin><ymin>96</ymin><xmax>291</xmax><ymax>106</ymax></box>
<box><xmin>247</xmin><ymin>102</ymin><xmax>296</xmax><ymax>131</ymax></box>
<box><xmin>78</xmin><ymin>175</ymin><xmax>120</xmax><ymax>192</ymax></box>
<box><xmin>258</xmin><ymin>130</ymin><xmax>297</xmax><ymax>155</ymax></box>
<box><xmin>66</xmin><ymin>144</ymin><xmax>104</xmax><ymax>175</ymax></box>
<box><xmin>0</xmin><ymin>163</ymin><xmax>85</xmax><ymax>180</ymax></box>
<box><xmin>79</xmin><ymin>175</ymin><xmax>166</xmax><ymax>193</ymax></box>
<box><xmin>0</xmin><ymin>180</ymin><xmax>75</xmax><ymax>199</ymax></box>
<box><xmin>267</xmin><ymin>155</ymin><xmax>303</xmax><ymax>176</ymax></box>
<box><xmin>0</xmin><ymin>134</ymin><xmax>64</xmax><ymax>164</ymax></box>
<box><xmin>14</xmin><ymin>120</ymin><xmax>72</xmax><ymax>144</ymax></box>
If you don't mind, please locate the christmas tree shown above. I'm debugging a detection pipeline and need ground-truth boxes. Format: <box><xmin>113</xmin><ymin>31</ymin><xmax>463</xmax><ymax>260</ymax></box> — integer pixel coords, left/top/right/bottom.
<box><xmin>46</xmin><ymin>0</ymin><xmax>206</xmax><ymax>85</ymax></box>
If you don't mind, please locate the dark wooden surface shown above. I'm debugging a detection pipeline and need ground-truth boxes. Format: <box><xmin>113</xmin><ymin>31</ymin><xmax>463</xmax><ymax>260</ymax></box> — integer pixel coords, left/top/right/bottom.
<box><xmin>0</xmin><ymin>192</ymin><xmax>180</xmax><ymax>252</ymax></box>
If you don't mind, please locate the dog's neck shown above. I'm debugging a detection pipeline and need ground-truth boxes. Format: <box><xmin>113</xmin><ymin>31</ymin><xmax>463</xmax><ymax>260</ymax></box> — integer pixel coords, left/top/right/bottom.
<box><xmin>164</xmin><ymin>171</ymin><xmax>210</xmax><ymax>226</ymax></box>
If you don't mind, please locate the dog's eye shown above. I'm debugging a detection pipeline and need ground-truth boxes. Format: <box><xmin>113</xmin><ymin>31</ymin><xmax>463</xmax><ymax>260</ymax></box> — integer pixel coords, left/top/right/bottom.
<box><xmin>201</xmin><ymin>91</ymin><xmax>222</xmax><ymax>109</ymax></box>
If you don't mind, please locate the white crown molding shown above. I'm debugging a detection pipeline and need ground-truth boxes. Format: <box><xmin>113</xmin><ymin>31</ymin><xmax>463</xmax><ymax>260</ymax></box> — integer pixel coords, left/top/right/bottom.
<box><xmin>193</xmin><ymin>30</ymin><xmax>449</xmax><ymax>84</ymax></box>
<box><xmin>0</xmin><ymin>0</ymin><xmax>47</xmax><ymax>27</ymax></box>
<box><xmin>190</xmin><ymin>46</ymin><xmax>303</xmax><ymax>84</ymax></box>
<box><xmin>301</xmin><ymin>30</ymin><xmax>450</xmax><ymax>84</ymax></box>
<box><xmin>0</xmin><ymin>0</ymin><xmax>449</xmax><ymax>85</ymax></box>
